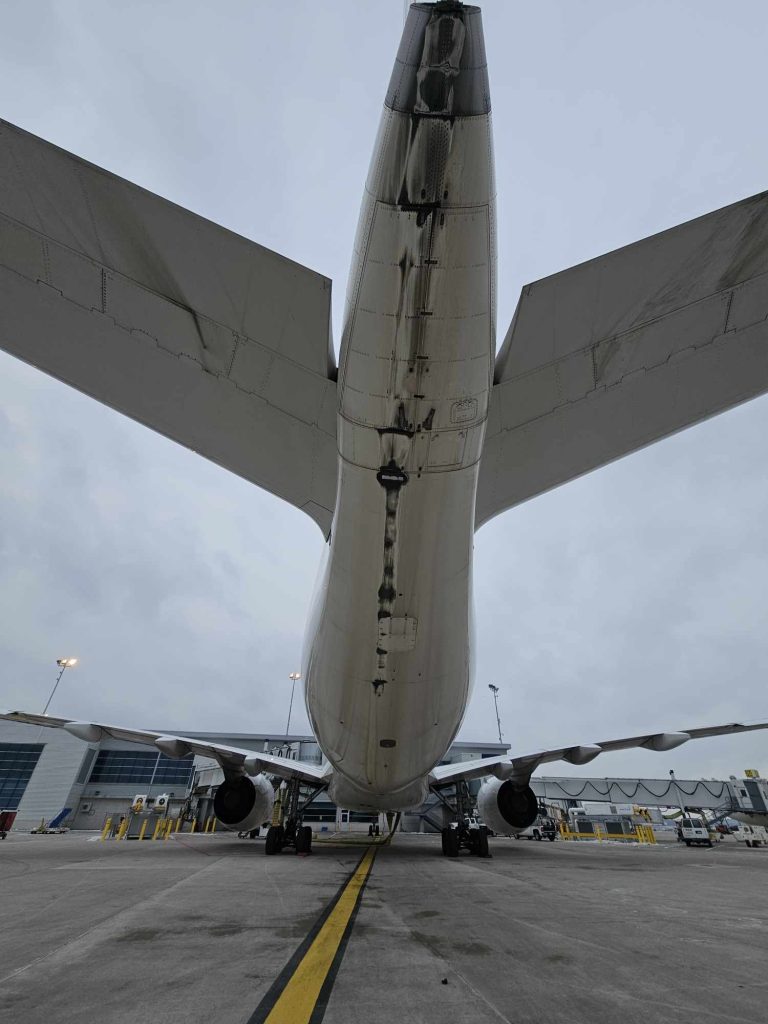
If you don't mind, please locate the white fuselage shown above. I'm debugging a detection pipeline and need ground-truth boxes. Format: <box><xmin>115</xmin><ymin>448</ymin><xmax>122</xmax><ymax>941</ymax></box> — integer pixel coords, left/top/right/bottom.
<box><xmin>302</xmin><ymin>4</ymin><xmax>495</xmax><ymax>811</ymax></box>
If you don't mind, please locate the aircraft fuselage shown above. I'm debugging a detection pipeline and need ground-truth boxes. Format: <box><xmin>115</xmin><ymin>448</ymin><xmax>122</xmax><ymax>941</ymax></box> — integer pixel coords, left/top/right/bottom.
<box><xmin>302</xmin><ymin>3</ymin><xmax>495</xmax><ymax>810</ymax></box>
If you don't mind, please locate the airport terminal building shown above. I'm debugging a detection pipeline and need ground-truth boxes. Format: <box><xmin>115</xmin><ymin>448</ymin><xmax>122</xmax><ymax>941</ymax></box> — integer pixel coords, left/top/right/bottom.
<box><xmin>0</xmin><ymin>718</ymin><xmax>509</xmax><ymax>832</ymax></box>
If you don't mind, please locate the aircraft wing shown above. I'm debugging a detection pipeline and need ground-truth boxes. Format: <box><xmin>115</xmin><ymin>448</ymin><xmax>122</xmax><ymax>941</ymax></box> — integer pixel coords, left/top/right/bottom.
<box><xmin>477</xmin><ymin>190</ymin><xmax>768</xmax><ymax>527</ymax></box>
<box><xmin>0</xmin><ymin>119</ymin><xmax>337</xmax><ymax>536</ymax></box>
<box><xmin>0</xmin><ymin>710</ymin><xmax>330</xmax><ymax>787</ymax></box>
<box><xmin>429</xmin><ymin>720</ymin><xmax>768</xmax><ymax>787</ymax></box>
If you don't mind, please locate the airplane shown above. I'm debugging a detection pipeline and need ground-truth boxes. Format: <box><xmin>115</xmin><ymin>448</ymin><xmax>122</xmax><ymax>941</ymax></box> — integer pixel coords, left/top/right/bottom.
<box><xmin>2</xmin><ymin>0</ymin><xmax>768</xmax><ymax>857</ymax></box>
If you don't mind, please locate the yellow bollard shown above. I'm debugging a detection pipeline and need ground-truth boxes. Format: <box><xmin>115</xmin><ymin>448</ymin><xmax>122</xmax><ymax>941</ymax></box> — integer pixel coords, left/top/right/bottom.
<box><xmin>116</xmin><ymin>817</ymin><xmax>130</xmax><ymax>840</ymax></box>
<box><xmin>211</xmin><ymin>818</ymin><xmax>216</xmax><ymax>834</ymax></box>
<box><xmin>100</xmin><ymin>817</ymin><xmax>113</xmax><ymax>841</ymax></box>
<box><xmin>190</xmin><ymin>818</ymin><xmax>196</xmax><ymax>834</ymax></box>
<box><xmin>152</xmin><ymin>819</ymin><xmax>162</xmax><ymax>841</ymax></box>
<box><xmin>175</xmin><ymin>817</ymin><xmax>181</xmax><ymax>833</ymax></box>
<box><xmin>138</xmin><ymin>819</ymin><xmax>148</xmax><ymax>841</ymax></box>
<box><xmin>164</xmin><ymin>818</ymin><xmax>172</xmax><ymax>840</ymax></box>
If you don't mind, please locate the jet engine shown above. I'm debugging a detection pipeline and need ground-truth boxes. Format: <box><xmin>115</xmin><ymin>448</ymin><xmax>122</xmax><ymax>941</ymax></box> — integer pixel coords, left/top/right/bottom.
<box><xmin>213</xmin><ymin>774</ymin><xmax>274</xmax><ymax>832</ymax></box>
<box><xmin>477</xmin><ymin>778</ymin><xmax>539</xmax><ymax>836</ymax></box>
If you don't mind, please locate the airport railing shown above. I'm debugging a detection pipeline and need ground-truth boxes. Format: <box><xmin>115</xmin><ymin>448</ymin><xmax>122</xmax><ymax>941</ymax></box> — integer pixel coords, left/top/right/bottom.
<box><xmin>558</xmin><ymin>822</ymin><xmax>657</xmax><ymax>844</ymax></box>
<box><xmin>99</xmin><ymin>814</ymin><xmax>218</xmax><ymax>840</ymax></box>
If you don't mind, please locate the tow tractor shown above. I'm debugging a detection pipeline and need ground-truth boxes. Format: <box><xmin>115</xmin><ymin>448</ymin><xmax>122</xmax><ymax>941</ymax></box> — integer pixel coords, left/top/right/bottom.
<box><xmin>734</xmin><ymin>824</ymin><xmax>768</xmax><ymax>848</ymax></box>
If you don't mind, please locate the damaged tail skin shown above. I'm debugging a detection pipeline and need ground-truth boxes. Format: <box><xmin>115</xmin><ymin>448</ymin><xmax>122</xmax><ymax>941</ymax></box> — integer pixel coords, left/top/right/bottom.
<box><xmin>304</xmin><ymin>3</ymin><xmax>495</xmax><ymax>810</ymax></box>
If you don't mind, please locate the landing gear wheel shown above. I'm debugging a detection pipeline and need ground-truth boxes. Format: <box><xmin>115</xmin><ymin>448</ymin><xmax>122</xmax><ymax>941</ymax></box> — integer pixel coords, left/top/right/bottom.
<box><xmin>476</xmin><ymin>828</ymin><xmax>490</xmax><ymax>858</ymax></box>
<box><xmin>295</xmin><ymin>825</ymin><xmax>313</xmax><ymax>854</ymax></box>
<box><xmin>441</xmin><ymin>827</ymin><xmax>451</xmax><ymax>856</ymax></box>
<box><xmin>533</xmin><ymin>830</ymin><xmax>541</xmax><ymax>841</ymax></box>
<box><xmin>444</xmin><ymin>828</ymin><xmax>460</xmax><ymax>858</ymax></box>
<box><xmin>265</xmin><ymin>825</ymin><xmax>284</xmax><ymax>855</ymax></box>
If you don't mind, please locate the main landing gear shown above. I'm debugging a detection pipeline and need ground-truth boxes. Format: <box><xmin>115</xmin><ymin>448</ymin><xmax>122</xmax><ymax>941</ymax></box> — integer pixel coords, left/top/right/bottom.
<box><xmin>264</xmin><ymin>777</ymin><xmax>321</xmax><ymax>856</ymax></box>
<box><xmin>437</xmin><ymin>781</ymin><xmax>491</xmax><ymax>858</ymax></box>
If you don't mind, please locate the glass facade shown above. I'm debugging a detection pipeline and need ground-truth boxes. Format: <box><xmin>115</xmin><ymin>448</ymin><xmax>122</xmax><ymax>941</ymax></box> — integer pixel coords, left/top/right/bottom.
<box><xmin>89</xmin><ymin>749</ymin><xmax>194</xmax><ymax>787</ymax></box>
<box><xmin>0</xmin><ymin>743</ymin><xmax>44</xmax><ymax>809</ymax></box>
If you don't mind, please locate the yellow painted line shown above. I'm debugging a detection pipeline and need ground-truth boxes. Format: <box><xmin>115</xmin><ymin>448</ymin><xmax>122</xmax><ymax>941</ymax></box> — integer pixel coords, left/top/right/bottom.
<box><xmin>261</xmin><ymin>846</ymin><xmax>376</xmax><ymax>1024</ymax></box>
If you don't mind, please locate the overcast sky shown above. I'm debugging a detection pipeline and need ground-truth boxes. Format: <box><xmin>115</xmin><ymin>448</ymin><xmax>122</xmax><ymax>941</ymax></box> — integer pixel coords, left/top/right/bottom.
<box><xmin>2</xmin><ymin>0</ymin><xmax>767</xmax><ymax>781</ymax></box>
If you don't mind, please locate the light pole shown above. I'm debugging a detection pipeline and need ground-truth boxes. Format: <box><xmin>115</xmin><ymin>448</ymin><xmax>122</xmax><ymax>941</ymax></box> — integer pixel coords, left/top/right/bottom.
<box><xmin>285</xmin><ymin>672</ymin><xmax>301</xmax><ymax>736</ymax></box>
<box><xmin>670</xmin><ymin>769</ymin><xmax>686</xmax><ymax>827</ymax></box>
<box><xmin>488</xmin><ymin>684</ymin><xmax>503</xmax><ymax>744</ymax></box>
<box><xmin>43</xmin><ymin>658</ymin><xmax>78</xmax><ymax>715</ymax></box>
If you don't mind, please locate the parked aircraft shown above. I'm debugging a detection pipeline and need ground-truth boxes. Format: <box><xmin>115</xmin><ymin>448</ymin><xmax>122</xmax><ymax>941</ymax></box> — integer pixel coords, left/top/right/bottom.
<box><xmin>2</xmin><ymin>2</ymin><xmax>768</xmax><ymax>856</ymax></box>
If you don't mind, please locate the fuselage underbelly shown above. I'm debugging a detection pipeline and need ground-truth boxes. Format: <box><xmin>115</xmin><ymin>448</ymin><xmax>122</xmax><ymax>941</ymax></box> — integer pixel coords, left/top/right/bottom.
<box><xmin>302</xmin><ymin>3</ymin><xmax>496</xmax><ymax>811</ymax></box>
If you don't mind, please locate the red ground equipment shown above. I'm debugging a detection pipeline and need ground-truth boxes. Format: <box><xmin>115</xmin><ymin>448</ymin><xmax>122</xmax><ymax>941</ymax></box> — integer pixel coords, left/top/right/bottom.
<box><xmin>0</xmin><ymin>810</ymin><xmax>18</xmax><ymax>839</ymax></box>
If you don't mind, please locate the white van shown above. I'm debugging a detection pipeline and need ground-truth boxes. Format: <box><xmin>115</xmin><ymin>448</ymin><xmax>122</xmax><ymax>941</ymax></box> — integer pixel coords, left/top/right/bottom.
<box><xmin>680</xmin><ymin>817</ymin><xmax>712</xmax><ymax>847</ymax></box>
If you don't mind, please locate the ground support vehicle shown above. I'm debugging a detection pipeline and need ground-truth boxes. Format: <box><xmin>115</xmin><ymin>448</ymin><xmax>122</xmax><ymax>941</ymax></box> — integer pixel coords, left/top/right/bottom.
<box><xmin>0</xmin><ymin>810</ymin><xmax>17</xmax><ymax>839</ymax></box>
<box><xmin>734</xmin><ymin>824</ymin><xmax>768</xmax><ymax>848</ymax></box>
<box><xmin>515</xmin><ymin>816</ymin><xmax>558</xmax><ymax>842</ymax></box>
<box><xmin>679</xmin><ymin>817</ymin><xmax>713</xmax><ymax>847</ymax></box>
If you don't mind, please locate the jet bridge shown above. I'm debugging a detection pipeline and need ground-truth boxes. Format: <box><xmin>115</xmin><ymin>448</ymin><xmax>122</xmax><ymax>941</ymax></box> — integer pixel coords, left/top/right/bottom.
<box><xmin>530</xmin><ymin>776</ymin><xmax>742</xmax><ymax>812</ymax></box>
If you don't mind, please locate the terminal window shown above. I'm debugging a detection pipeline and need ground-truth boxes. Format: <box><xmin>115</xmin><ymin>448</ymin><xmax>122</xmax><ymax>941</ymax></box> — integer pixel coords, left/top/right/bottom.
<box><xmin>88</xmin><ymin>749</ymin><xmax>194</xmax><ymax>786</ymax></box>
<box><xmin>0</xmin><ymin>743</ymin><xmax>44</xmax><ymax>809</ymax></box>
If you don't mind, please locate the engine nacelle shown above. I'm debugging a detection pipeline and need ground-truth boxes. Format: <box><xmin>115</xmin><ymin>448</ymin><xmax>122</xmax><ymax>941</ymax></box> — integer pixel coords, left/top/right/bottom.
<box><xmin>477</xmin><ymin>778</ymin><xmax>539</xmax><ymax>836</ymax></box>
<box><xmin>213</xmin><ymin>774</ymin><xmax>274</xmax><ymax>832</ymax></box>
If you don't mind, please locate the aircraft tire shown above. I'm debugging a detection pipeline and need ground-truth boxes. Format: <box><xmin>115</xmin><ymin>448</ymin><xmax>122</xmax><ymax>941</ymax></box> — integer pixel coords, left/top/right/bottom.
<box><xmin>445</xmin><ymin>828</ymin><xmax>460</xmax><ymax>858</ymax></box>
<box><xmin>477</xmin><ymin>828</ymin><xmax>490</xmax><ymax>858</ymax></box>
<box><xmin>533</xmin><ymin>830</ymin><xmax>541</xmax><ymax>841</ymax></box>
<box><xmin>441</xmin><ymin>827</ymin><xmax>451</xmax><ymax>856</ymax></box>
<box><xmin>295</xmin><ymin>825</ymin><xmax>312</xmax><ymax>854</ymax></box>
<box><xmin>265</xmin><ymin>825</ymin><xmax>283</xmax><ymax>855</ymax></box>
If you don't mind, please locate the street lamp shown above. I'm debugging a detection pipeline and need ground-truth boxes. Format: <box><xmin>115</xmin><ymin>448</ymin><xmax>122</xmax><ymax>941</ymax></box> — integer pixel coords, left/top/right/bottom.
<box><xmin>488</xmin><ymin>683</ymin><xmax>503</xmax><ymax>744</ymax></box>
<box><xmin>43</xmin><ymin>658</ymin><xmax>78</xmax><ymax>715</ymax></box>
<box><xmin>285</xmin><ymin>672</ymin><xmax>301</xmax><ymax>736</ymax></box>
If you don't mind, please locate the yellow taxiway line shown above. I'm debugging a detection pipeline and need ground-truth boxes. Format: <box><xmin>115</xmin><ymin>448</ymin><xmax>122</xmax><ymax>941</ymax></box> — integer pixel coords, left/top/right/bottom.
<box><xmin>248</xmin><ymin>846</ymin><xmax>377</xmax><ymax>1024</ymax></box>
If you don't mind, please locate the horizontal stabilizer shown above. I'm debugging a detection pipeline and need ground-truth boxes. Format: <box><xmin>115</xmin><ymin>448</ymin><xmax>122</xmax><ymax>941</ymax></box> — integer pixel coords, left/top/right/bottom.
<box><xmin>0</xmin><ymin>120</ymin><xmax>338</xmax><ymax>534</ymax></box>
<box><xmin>478</xmin><ymin>190</ymin><xmax>768</xmax><ymax>527</ymax></box>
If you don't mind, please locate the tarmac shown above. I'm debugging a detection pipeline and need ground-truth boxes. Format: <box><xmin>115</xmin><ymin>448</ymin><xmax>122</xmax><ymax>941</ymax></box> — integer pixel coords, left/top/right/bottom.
<box><xmin>0</xmin><ymin>829</ymin><xmax>765</xmax><ymax>1024</ymax></box>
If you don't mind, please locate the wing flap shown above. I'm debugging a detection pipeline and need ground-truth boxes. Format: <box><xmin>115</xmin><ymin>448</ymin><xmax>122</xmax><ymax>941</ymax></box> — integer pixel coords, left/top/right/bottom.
<box><xmin>0</xmin><ymin>119</ymin><xmax>338</xmax><ymax>534</ymax></box>
<box><xmin>478</xmin><ymin>190</ymin><xmax>768</xmax><ymax>527</ymax></box>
